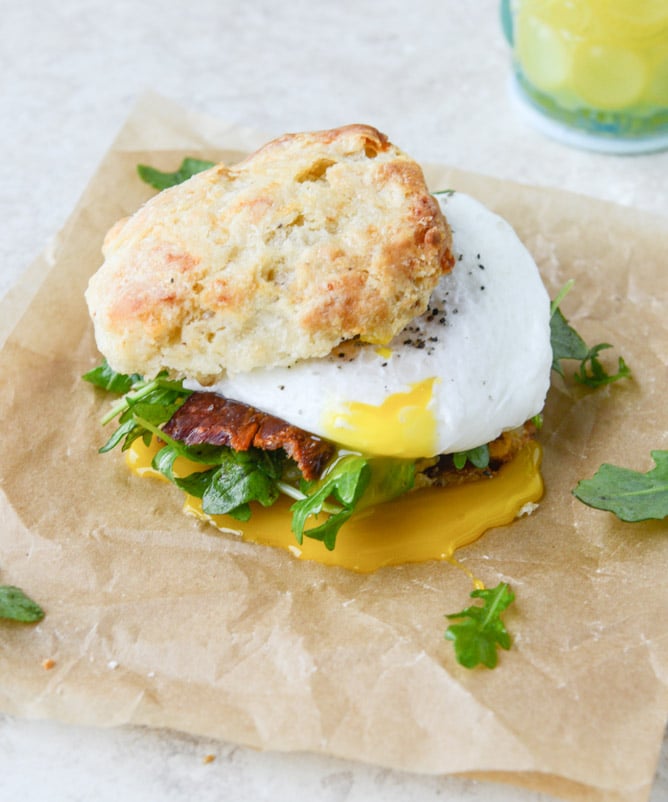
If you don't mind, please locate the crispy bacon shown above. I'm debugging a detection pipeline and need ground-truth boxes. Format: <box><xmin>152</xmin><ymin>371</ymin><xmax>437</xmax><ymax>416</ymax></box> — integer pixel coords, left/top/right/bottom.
<box><xmin>162</xmin><ymin>392</ymin><xmax>335</xmax><ymax>480</ymax></box>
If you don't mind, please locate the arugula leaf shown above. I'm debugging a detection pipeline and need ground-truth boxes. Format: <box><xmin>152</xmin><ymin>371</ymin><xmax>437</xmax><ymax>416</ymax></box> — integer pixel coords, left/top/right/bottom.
<box><xmin>573</xmin><ymin>343</ymin><xmax>631</xmax><ymax>389</ymax></box>
<box><xmin>445</xmin><ymin>582</ymin><xmax>515</xmax><ymax>669</ymax></box>
<box><xmin>149</xmin><ymin>437</ymin><xmax>284</xmax><ymax>521</ymax></box>
<box><xmin>291</xmin><ymin>456</ymin><xmax>371</xmax><ymax>550</ymax></box>
<box><xmin>453</xmin><ymin>444</ymin><xmax>490</xmax><ymax>471</ymax></box>
<box><xmin>573</xmin><ymin>450</ymin><xmax>668</xmax><ymax>521</ymax></box>
<box><xmin>99</xmin><ymin>418</ymin><xmax>139</xmax><ymax>454</ymax></box>
<box><xmin>202</xmin><ymin>451</ymin><xmax>281</xmax><ymax>518</ymax></box>
<box><xmin>0</xmin><ymin>586</ymin><xmax>45</xmax><ymax>623</ymax></box>
<box><xmin>97</xmin><ymin>372</ymin><xmax>192</xmax><ymax>453</ymax></box>
<box><xmin>137</xmin><ymin>158</ymin><xmax>216</xmax><ymax>191</ymax></box>
<box><xmin>355</xmin><ymin>458</ymin><xmax>415</xmax><ymax>510</ymax></box>
<box><xmin>82</xmin><ymin>359</ymin><xmax>141</xmax><ymax>394</ymax></box>
<box><xmin>550</xmin><ymin>297</ymin><xmax>631</xmax><ymax>388</ymax></box>
<box><xmin>550</xmin><ymin>306</ymin><xmax>589</xmax><ymax>374</ymax></box>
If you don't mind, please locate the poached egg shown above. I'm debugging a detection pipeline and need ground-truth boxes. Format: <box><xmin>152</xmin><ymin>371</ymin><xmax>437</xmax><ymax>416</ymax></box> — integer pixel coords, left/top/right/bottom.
<box><xmin>187</xmin><ymin>192</ymin><xmax>552</xmax><ymax>460</ymax></box>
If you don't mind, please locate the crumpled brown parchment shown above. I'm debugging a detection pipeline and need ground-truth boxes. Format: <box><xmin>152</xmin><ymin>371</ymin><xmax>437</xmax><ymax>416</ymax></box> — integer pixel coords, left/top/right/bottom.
<box><xmin>0</xmin><ymin>94</ymin><xmax>667</xmax><ymax>802</ymax></box>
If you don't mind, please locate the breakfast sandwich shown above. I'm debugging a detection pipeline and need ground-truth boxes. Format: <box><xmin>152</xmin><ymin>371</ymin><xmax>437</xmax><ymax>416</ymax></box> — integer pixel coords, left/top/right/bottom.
<box><xmin>85</xmin><ymin>124</ymin><xmax>552</xmax><ymax>555</ymax></box>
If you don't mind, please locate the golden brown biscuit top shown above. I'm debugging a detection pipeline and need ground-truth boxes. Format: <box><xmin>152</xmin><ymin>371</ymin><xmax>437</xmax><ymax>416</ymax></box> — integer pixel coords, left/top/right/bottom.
<box><xmin>86</xmin><ymin>124</ymin><xmax>454</xmax><ymax>381</ymax></box>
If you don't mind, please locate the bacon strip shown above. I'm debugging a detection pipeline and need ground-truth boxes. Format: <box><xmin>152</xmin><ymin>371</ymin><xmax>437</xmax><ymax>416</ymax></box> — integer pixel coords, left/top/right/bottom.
<box><xmin>162</xmin><ymin>392</ymin><xmax>335</xmax><ymax>480</ymax></box>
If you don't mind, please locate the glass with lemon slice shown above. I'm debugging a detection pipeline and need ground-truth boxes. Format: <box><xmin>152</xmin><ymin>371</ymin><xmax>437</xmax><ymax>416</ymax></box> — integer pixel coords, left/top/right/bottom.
<box><xmin>502</xmin><ymin>0</ymin><xmax>668</xmax><ymax>152</ymax></box>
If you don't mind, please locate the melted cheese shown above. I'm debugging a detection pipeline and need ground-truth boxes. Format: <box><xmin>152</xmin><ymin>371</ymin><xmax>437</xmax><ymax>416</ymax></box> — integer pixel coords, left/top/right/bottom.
<box><xmin>125</xmin><ymin>438</ymin><xmax>543</xmax><ymax>573</ymax></box>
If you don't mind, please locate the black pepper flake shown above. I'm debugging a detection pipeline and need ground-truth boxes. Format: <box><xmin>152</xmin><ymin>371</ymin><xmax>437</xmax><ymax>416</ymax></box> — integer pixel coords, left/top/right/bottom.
<box><xmin>457</xmin><ymin>254</ymin><xmax>463</xmax><ymax>261</ymax></box>
<box><xmin>480</xmin><ymin>285</ymin><xmax>485</xmax><ymax>291</ymax></box>
<box><xmin>278</xmin><ymin>385</ymin><xmax>285</xmax><ymax>390</ymax></box>
<box><xmin>381</xmin><ymin>362</ymin><xmax>388</xmax><ymax>367</ymax></box>
<box><xmin>478</xmin><ymin>263</ymin><xmax>485</xmax><ymax>270</ymax></box>
<box><xmin>429</xmin><ymin>336</ymin><xmax>438</xmax><ymax>342</ymax></box>
<box><xmin>439</xmin><ymin>317</ymin><xmax>446</xmax><ymax>324</ymax></box>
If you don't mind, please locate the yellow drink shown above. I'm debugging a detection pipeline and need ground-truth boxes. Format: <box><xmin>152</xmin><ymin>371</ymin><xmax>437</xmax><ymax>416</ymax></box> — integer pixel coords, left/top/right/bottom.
<box><xmin>504</xmin><ymin>0</ymin><xmax>668</xmax><ymax>150</ymax></box>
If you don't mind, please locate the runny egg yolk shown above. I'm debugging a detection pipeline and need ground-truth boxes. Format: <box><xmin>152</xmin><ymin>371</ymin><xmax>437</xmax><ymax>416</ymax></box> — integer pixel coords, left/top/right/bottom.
<box><xmin>125</xmin><ymin>436</ymin><xmax>543</xmax><ymax>574</ymax></box>
<box><xmin>322</xmin><ymin>377</ymin><xmax>439</xmax><ymax>458</ymax></box>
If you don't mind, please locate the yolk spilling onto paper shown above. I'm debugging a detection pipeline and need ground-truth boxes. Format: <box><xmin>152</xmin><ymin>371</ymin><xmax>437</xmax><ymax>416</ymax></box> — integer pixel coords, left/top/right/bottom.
<box><xmin>125</xmin><ymin>438</ymin><xmax>543</xmax><ymax>573</ymax></box>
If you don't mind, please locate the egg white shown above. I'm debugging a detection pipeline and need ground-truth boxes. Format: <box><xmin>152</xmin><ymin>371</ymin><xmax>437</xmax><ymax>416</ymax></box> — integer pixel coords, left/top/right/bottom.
<box><xmin>188</xmin><ymin>192</ymin><xmax>552</xmax><ymax>458</ymax></box>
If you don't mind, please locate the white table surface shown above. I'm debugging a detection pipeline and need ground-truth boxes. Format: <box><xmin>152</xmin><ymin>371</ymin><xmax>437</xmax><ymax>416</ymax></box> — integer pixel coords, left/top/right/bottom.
<box><xmin>1</xmin><ymin>1</ymin><xmax>667</xmax><ymax>800</ymax></box>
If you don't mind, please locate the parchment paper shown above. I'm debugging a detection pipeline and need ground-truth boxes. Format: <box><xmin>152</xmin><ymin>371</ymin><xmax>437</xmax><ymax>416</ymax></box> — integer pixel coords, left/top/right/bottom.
<box><xmin>1</xmin><ymin>94</ymin><xmax>667</xmax><ymax>802</ymax></box>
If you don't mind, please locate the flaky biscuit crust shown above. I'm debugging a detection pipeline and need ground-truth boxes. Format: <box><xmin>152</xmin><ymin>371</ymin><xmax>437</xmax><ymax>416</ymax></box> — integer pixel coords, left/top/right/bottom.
<box><xmin>86</xmin><ymin>124</ymin><xmax>454</xmax><ymax>380</ymax></box>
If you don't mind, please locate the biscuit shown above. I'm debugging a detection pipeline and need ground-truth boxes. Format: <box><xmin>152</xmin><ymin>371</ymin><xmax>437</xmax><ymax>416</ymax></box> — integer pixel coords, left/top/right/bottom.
<box><xmin>86</xmin><ymin>124</ymin><xmax>454</xmax><ymax>381</ymax></box>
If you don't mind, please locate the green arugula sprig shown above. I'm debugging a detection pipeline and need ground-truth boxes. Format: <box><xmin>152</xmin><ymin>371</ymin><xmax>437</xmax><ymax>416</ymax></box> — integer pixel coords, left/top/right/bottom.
<box><xmin>86</xmin><ymin>363</ymin><xmax>192</xmax><ymax>454</ymax></box>
<box><xmin>137</xmin><ymin>158</ymin><xmax>216</xmax><ymax>191</ymax></box>
<box><xmin>445</xmin><ymin>582</ymin><xmax>515</xmax><ymax>669</ymax></box>
<box><xmin>82</xmin><ymin>361</ymin><xmax>142</xmax><ymax>394</ymax></box>
<box><xmin>550</xmin><ymin>281</ymin><xmax>631</xmax><ymax>388</ymax></box>
<box><xmin>453</xmin><ymin>444</ymin><xmax>490</xmax><ymax>471</ymax></box>
<box><xmin>291</xmin><ymin>457</ymin><xmax>370</xmax><ymax>550</ymax></box>
<box><xmin>573</xmin><ymin>450</ymin><xmax>668</xmax><ymax>522</ymax></box>
<box><xmin>0</xmin><ymin>585</ymin><xmax>44</xmax><ymax>623</ymax></box>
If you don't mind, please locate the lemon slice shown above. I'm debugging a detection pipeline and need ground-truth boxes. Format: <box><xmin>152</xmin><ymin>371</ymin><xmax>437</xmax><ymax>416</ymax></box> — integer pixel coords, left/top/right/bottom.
<box><xmin>648</xmin><ymin>54</ymin><xmax>668</xmax><ymax>105</ymax></box>
<box><xmin>590</xmin><ymin>0</ymin><xmax>668</xmax><ymax>38</ymax></box>
<box><xmin>537</xmin><ymin>1</ymin><xmax>594</xmax><ymax>37</ymax></box>
<box><xmin>572</xmin><ymin>44</ymin><xmax>648</xmax><ymax>109</ymax></box>
<box><xmin>516</xmin><ymin>13</ymin><xmax>571</xmax><ymax>91</ymax></box>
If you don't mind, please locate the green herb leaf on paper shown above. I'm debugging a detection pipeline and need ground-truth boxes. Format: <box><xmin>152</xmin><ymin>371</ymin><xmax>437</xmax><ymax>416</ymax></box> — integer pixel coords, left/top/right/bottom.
<box><xmin>445</xmin><ymin>582</ymin><xmax>515</xmax><ymax>669</ymax></box>
<box><xmin>0</xmin><ymin>586</ymin><xmax>45</xmax><ymax>623</ymax></box>
<box><xmin>573</xmin><ymin>450</ymin><xmax>668</xmax><ymax>522</ymax></box>
<box><xmin>549</xmin><ymin>285</ymin><xmax>631</xmax><ymax>388</ymax></box>
<box><xmin>137</xmin><ymin>158</ymin><xmax>216</xmax><ymax>191</ymax></box>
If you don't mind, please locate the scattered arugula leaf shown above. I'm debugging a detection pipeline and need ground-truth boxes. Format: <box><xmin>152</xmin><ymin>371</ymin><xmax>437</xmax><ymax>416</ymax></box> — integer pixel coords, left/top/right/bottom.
<box><xmin>137</xmin><ymin>158</ymin><xmax>216</xmax><ymax>191</ymax></box>
<box><xmin>453</xmin><ymin>444</ymin><xmax>490</xmax><ymax>471</ymax></box>
<box><xmin>445</xmin><ymin>582</ymin><xmax>515</xmax><ymax>669</ymax></box>
<box><xmin>0</xmin><ymin>586</ymin><xmax>45</xmax><ymax>623</ymax></box>
<box><xmin>550</xmin><ymin>284</ymin><xmax>631</xmax><ymax>388</ymax></box>
<box><xmin>573</xmin><ymin>343</ymin><xmax>631</xmax><ymax>388</ymax></box>
<box><xmin>573</xmin><ymin>450</ymin><xmax>668</xmax><ymax>522</ymax></box>
<box><xmin>433</xmin><ymin>189</ymin><xmax>456</xmax><ymax>197</ymax></box>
